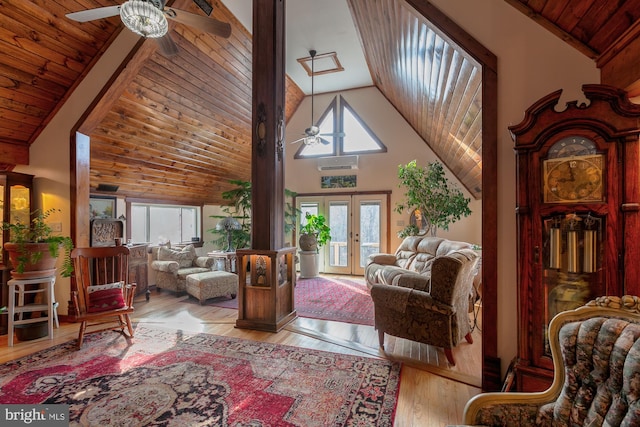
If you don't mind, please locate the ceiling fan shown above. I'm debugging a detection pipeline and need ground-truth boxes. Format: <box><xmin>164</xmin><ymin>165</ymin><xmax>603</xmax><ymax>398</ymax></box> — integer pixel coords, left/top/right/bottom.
<box><xmin>66</xmin><ymin>0</ymin><xmax>231</xmax><ymax>57</ymax></box>
<box><xmin>291</xmin><ymin>49</ymin><xmax>345</xmax><ymax>146</ymax></box>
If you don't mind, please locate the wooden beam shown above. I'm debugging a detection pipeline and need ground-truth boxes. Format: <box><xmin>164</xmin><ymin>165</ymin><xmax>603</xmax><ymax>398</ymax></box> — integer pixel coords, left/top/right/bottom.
<box><xmin>251</xmin><ymin>0</ymin><xmax>286</xmax><ymax>251</ymax></box>
<box><xmin>598</xmin><ymin>21</ymin><xmax>640</xmax><ymax>97</ymax></box>
<box><xmin>503</xmin><ymin>0</ymin><xmax>599</xmax><ymax>60</ymax></box>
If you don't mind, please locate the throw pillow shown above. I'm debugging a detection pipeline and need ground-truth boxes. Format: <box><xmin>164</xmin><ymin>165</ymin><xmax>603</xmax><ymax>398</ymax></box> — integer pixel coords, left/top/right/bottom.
<box><xmin>87</xmin><ymin>281</ymin><xmax>126</xmax><ymax>313</ymax></box>
<box><xmin>158</xmin><ymin>245</ymin><xmax>196</xmax><ymax>268</ymax></box>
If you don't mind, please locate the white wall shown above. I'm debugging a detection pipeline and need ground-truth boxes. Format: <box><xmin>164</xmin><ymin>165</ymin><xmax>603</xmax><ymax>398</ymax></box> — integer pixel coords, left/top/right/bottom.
<box><xmin>284</xmin><ymin>86</ymin><xmax>483</xmax><ymax>251</ymax></box>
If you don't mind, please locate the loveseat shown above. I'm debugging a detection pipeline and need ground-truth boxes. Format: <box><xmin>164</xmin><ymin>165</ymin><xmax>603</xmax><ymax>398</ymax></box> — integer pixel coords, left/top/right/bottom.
<box><xmin>149</xmin><ymin>244</ymin><xmax>215</xmax><ymax>296</ymax></box>
<box><xmin>365</xmin><ymin>236</ymin><xmax>479</xmax><ymax>365</ymax></box>
<box><xmin>457</xmin><ymin>295</ymin><xmax>640</xmax><ymax>426</ymax></box>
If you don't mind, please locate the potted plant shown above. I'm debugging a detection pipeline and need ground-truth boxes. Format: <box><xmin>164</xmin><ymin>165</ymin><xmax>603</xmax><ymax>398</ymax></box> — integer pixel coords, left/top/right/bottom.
<box><xmin>2</xmin><ymin>208</ymin><xmax>74</xmax><ymax>279</ymax></box>
<box><xmin>208</xmin><ymin>179</ymin><xmax>300</xmax><ymax>250</ymax></box>
<box><xmin>298</xmin><ymin>213</ymin><xmax>331</xmax><ymax>252</ymax></box>
<box><xmin>298</xmin><ymin>213</ymin><xmax>331</xmax><ymax>278</ymax></box>
<box><xmin>396</xmin><ymin>160</ymin><xmax>471</xmax><ymax>237</ymax></box>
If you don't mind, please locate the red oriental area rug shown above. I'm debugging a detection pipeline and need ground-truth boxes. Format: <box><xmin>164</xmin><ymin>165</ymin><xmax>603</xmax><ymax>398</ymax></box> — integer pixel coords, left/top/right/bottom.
<box><xmin>0</xmin><ymin>325</ymin><xmax>400</xmax><ymax>426</ymax></box>
<box><xmin>206</xmin><ymin>276</ymin><xmax>375</xmax><ymax>326</ymax></box>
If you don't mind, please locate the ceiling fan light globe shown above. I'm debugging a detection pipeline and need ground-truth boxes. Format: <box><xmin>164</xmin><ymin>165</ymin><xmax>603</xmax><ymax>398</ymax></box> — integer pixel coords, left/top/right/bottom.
<box><xmin>120</xmin><ymin>0</ymin><xmax>168</xmax><ymax>38</ymax></box>
<box><xmin>304</xmin><ymin>136</ymin><xmax>320</xmax><ymax>146</ymax></box>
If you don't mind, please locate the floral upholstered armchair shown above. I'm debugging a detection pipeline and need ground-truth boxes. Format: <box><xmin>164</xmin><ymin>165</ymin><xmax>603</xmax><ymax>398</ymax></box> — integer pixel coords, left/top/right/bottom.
<box><xmin>367</xmin><ymin>239</ymin><xmax>479</xmax><ymax>366</ymax></box>
<box><xmin>149</xmin><ymin>244</ymin><xmax>214</xmax><ymax>296</ymax></box>
<box><xmin>457</xmin><ymin>295</ymin><xmax>640</xmax><ymax>427</ymax></box>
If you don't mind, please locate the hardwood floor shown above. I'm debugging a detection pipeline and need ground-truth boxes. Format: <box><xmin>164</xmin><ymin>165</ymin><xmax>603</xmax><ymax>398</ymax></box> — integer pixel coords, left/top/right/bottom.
<box><xmin>0</xmin><ymin>282</ymin><xmax>482</xmax><ymax>426</ymax></box>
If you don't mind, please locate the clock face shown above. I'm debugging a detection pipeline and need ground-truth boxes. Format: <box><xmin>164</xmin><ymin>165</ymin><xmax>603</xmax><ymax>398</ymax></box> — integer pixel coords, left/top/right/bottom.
<box><xmin>548</xmin><ymin>136</ymin><xmax>597</xmax><ymax>159</ymax></box>
<box><xmin>543</xmin><ymin>154</ymin><xmax>604</xmax><ymax>203</ymax></box>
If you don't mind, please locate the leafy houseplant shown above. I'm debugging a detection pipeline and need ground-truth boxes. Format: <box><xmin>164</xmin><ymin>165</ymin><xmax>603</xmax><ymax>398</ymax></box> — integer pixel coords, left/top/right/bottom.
<box><xmin>298</xmin><ymin>213</ymin><xmax>331</xmax><ymax>253</ymax></box>
<box><xmin>396</xmin><ymin>160</ymin><xmax>471</xmax><ymax>236</ymax></box>
<box><xmin>208</xmin><ymin>179</ymin><xmax>301</xmax><ymax>250</ymax></box>
<box><xmin>2</xmin><ymin>208</ymin><xmax>74</xmax><ymax>277</ymax></box>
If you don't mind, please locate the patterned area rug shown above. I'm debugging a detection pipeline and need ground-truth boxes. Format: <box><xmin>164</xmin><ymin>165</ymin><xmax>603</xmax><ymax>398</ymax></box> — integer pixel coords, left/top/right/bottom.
<box><xmin>0</xmin><ymin>325</ymin><xmax>401</xmax><ymax>426</ymax></box>
<box><xmin>206</xmin><ymin>276</ymin><xmax>375</xmax><ymax>326</ymax></box>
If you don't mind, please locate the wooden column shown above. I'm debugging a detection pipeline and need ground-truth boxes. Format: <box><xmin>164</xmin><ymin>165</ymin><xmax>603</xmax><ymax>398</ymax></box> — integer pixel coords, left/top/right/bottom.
<box><xmin>251</xmin><ymin>0</ymin><xmax>286</xmax><ymax>251</ymax></box>
<box><xmin>236</xmin><ymin>0</ymin><xmax>296</xmax><ymax>332</ymax></box>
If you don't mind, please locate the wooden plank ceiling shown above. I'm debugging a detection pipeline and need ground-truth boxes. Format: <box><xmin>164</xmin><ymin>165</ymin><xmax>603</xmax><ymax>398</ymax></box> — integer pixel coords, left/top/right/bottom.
<box><xmin>1</xmin><ymin>0</ymin><xmax>640</xmax><ymax>204</ymax></box>
<box><xmin>348</xmin><ymin>0</ymin><xmax>483</xmax><ymax>198</ymax></box>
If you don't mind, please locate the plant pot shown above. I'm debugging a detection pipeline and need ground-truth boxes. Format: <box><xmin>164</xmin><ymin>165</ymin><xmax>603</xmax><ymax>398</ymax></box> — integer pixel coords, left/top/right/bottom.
<box><xmin>299</xmin><ymin>250</ymin><xmax>319</xmax><ymax>278</ymax></box>
<box><xmin>299</xmin><ymin>233</ymin><xmax>318</xmax><ymax>252</ymax></box>
<box><xmin>4</xmin><ymin>242</ymin><xmax>59</xmax><ymax>279</ymax></box>
<box><xmin>15</xmin><ymin>321</ymin><xmax>48</xmax><ymax>341</ymax></box>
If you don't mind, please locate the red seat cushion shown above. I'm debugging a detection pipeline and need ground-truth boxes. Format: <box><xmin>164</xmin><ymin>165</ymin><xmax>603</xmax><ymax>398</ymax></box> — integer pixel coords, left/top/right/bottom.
<box><xmin>87</xmin><ymin>281</ymin><xmax>126</xmax><ymax>313</ymax></box>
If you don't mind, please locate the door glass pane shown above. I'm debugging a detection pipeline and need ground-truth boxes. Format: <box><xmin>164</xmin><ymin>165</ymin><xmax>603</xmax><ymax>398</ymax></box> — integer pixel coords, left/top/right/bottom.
<box><xmin>300</xmin><ymin>203</ymin><xmax>318</xmax><ymax>227</ymax></box>
<box><xmin>360</xmin><ymin>201</ymin><xmax>381</xmax><ymax>267</ymax></box>
<box><xmin>329</xmin><ymin>202</ymin><xmax>348</xmax><ymax>267</ymax></box>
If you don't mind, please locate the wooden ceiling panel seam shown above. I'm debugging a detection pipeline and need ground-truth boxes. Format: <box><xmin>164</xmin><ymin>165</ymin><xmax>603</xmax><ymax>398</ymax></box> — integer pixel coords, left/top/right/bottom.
<box><xmin>586</xmin><ymin>3</ymin><xmax>640</xmax><ymax>53</ymax></box>
<box><xmin>0</xmin><ymin>90</ymin><xmax>49</xmax><ymax>117</ymax></box>
<box><xmin>88</xmin><ymin>156</ymin><xmax>246</xmax><ymax>184</ymax></box>
<box><xmin>540</xmin><ymin>0</ymin><xmax>572</xmax><ymax>22</ymax></box>
<box><xmin>0</xmin><ymin>47</ymin><xmax>76</xmax><ymax>91</ymax></box>
<box><xmin>94</xmin><ymin>132</ymin><xmax>246</xmax><ymax>169</ymax></box>
<box><xmin>102</xmin><ymin>109</ymin><xmax>248</xmax><ymax>154</ymax></box>
<box><xmin>91</xmin><ymin>134</ymin><xmax>249</xmax><ymax>173</ymax></box>
<box><xmin>1</xmin><ymin>1</ymin><xmax>116</xmax><ymax>57</ymax></box>
<box><xmin>147</xmin><ymin>51</ymin><xmax>252</xmax><ymax>113</ymax></box>
<box><xmin>151</xmin><ymin>46</ymin><xmax>251</xmax><ymax>103</ymax></box>
<box><xmin>174</xmin><ymin>24</ymin><xmax>252</xmax><ymax>82</ymax></box>
<box><xmin>106</xmin><ymin>97</ymin><xmax>250</xmax><ymax>153</ymax></box>
<box><xmin>0</xmin><ymin>106</ymin><xmax>44</xmax><ymax>126</ymax></box>
<box><xmin>89</xmin><ymin>169</ymin><xmax>229</xmax><ymax>193</ymax></box>
<box><xmin>92</xmin><ymin>120</ymin><xmax>250</xmax><ymax>165</ymax></box>
<box><xmin>0</xmin><ymin>25</ymin><xmax>88</xmax><ymax>76</ymax></box>
<box><xmin>571</xmin><ymin>5</ymin><xmax>616</xmax><ymax>52</ymax></box>
<box><xmin>90</xmin><ymin>129</ymin><xmax>241</xmax><ymax>167</ymax></box>
<box><xmin>131</xmin><ymin>69</ymin><xmax>251</xmax><ymax>133</ymax></box>
<box><xmin>89</xmin><ymin>167</ymin><xmax>236</xmax><ymax>192</ymax></box>
<box><xmin>503</xmin><ymin>0</ymin><xmax>599</xmax><ymax>59</ymax></box>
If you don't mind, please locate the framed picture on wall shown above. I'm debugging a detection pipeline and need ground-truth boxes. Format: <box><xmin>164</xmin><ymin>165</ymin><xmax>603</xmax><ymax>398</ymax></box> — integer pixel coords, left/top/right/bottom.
<box><xmin>90</xmin><ymin>195</ymin><xmax>116</xmax><ymax>219</ymax></box>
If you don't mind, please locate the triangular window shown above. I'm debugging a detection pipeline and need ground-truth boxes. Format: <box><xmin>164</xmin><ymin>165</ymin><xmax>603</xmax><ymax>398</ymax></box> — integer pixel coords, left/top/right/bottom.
<box><xmin>295</xmin><ymin>95</ymin><xmax>386</xmax><ymax>158</ymax></box>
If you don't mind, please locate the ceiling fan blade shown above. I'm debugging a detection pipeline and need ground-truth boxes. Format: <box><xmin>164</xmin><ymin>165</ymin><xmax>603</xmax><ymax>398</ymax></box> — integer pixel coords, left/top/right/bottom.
<box><xmin>319</xmin><ymin>137</ymin><xmax>332</xmax><ymax>145</ymax></box>
<box><xmin>156</xmin><ymin>33</ymin><xmax>179</xmax><ymax>57</ymax></box>
<box><xmin>66</xmin><ymin>6</ymin><xmax>121</xmax><ymax>22</ymax></box>
<box><xmin>165</xmin><ymin>8</ymin><xmax>231</xmax><ymax>38</ymax></box>
<box><xmin>290</xmin><ymin>137</ymin><xmax>305</xmax><ymax>145</ymax></box>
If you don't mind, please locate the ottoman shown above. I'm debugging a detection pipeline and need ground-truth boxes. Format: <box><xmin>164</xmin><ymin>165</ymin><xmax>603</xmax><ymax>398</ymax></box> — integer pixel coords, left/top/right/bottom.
<box><xmin>186</xmin><ymin>271</ymin><xmax>238</xmax><ymax>305</ymax></box>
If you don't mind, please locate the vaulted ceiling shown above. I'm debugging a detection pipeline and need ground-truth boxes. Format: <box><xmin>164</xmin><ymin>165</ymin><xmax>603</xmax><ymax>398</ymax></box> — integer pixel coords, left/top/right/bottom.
<box><xmin>1</xmin><ymin>0</ymin><xmax>639</xmax><ymax>205</ymax></box>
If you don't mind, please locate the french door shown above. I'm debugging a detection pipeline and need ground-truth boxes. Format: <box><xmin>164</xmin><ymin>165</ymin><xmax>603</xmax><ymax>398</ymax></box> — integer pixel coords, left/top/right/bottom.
<box><xmin>297</xmin><ymin>193</ymin><xmax>388</xmax><ymax>275</ymax></box>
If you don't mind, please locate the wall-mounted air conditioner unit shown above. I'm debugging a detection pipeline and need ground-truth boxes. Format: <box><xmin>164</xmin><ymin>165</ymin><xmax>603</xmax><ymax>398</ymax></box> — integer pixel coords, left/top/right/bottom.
<box><xmin>317</xmin><ymin>155</ymin><xmax>359</xmax><ymax>171</ymax></box>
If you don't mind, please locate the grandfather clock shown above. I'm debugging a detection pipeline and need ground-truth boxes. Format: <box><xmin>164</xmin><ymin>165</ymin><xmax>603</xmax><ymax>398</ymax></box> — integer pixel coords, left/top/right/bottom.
<box><xmin>510</xmin><ymin>84</ymin><xmax>640</xmax><ymax>392</ymax></box>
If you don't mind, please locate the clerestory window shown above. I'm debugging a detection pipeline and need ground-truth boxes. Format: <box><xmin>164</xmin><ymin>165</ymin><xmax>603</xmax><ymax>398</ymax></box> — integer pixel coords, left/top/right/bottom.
<box><xmin>295</xmin><ymin>95</ymin><xmax>386</xmax><ymax>158</ymax></box>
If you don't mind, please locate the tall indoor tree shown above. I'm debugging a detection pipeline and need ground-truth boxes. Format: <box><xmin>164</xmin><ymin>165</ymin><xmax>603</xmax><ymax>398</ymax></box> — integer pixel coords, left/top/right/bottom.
<box><xmin>396</xmin><ymin>160</ymin><xmax>471</xmax><ymax>236</ymax></box>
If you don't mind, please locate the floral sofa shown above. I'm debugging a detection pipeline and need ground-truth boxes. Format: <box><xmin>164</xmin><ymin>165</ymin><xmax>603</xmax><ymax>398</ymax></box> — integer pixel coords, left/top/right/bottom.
<box><xmin>457</xmin><ymin>295</ymin><xmax>640</xmax><ymax>426</ymax></box>
<box><xmin>149</xmin><ymin>244</ymin><xmax>215</xmax><ymax>296</ymax></box>
<box><xmin>365</xmin><ymin>236</ymin><xmax>479</xmax><ymax>365</ymax></box>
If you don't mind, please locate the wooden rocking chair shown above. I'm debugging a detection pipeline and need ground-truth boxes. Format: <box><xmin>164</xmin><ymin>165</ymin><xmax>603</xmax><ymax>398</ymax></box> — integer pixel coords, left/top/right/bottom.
<box><xmin>70</xmin><ymin>246</ymin><xmax>136</xmax><ymax>348</ymax></box>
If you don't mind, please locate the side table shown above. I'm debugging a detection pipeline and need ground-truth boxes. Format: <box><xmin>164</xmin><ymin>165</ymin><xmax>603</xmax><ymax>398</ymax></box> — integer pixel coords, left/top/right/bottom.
<box><xmin>207</xmin><ymin>251</ymin><xmax>237</xmax><ymax>273</ymax></box>
<box><xmin>7</xmin><ymin>275</ymin><xmax>57</xmax><ymax>347</ymax></box>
